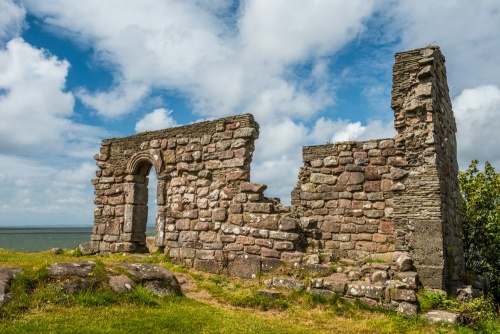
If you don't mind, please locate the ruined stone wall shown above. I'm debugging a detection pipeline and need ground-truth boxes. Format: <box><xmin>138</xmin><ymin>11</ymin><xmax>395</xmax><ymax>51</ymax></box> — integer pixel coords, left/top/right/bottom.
<box><xmin>291</xmin><ymin>138</ymin><xmax>401</xmax><ymax>262</ymax></box>
<box><xmin>290</xmin><ymin>46</ymin><xmax>464</xmax><ymax>291</ymax></box>
<box><xmin>88</xmin><ymin>113</ymin><xmax>307</xmax><ymax>275</ymax></box>
<box><xmin>390</xmin><ymin>47</ymin><xmax>464</xmax><ymax>290</ymax></box>
<box><xmin>84</xmin><ymin>46</ymin><xmax>464</xmax><ymax>296</ymax></box>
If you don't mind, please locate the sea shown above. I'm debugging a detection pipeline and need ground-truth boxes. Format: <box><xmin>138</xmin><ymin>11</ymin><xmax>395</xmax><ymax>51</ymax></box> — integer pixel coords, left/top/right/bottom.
<box><xmin>0</xmin><ymin>227</ymin><xmax>155</xmax><ymax>252</ymax></box>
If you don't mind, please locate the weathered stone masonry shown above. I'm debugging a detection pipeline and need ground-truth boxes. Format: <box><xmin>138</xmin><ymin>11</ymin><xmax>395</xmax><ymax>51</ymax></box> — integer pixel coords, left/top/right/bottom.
<box><xmin>83</xmin><ymin>46</ymin><xmax>465</xmax><ymax>308</ymax></box>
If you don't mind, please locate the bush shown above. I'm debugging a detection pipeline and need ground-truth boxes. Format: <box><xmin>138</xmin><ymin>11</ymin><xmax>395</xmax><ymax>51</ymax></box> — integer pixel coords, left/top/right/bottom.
<box><xmin>459</xmin><ymin>160</ymin><xmax>500</xmax><ymax>301</ymax></box>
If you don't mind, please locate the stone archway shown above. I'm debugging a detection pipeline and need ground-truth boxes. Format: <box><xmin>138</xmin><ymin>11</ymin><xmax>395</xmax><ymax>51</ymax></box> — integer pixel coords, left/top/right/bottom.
<box><xmin>123</xmin><ymin>151</ymin><xmax>164</xmax><ymax>252</ymax></box>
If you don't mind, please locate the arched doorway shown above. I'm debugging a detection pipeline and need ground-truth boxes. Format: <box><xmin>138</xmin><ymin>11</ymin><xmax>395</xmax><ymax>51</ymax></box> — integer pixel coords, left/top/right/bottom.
<box><xmin>123</xmin><ymin>154</ymin><xmax>164</xmax><ymax>253</ymax></box>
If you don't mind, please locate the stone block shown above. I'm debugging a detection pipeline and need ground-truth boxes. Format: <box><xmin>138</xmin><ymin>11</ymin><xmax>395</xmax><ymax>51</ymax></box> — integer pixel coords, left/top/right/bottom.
<box><xmin>274</xmin><ymin>241</ymin><xmax>294</xmax><ymax>251</ymax></box>
<box><xmin>240</xmin><ymin>182</ymin><xmax>267</xmax><ymax>193</ymax></box>
<box><xmin>212</xmin><ymin>208</ymin><xmax>227</xmax><ymax>222</ymax></box>
<box><xmin>244</xmin><ymin>203</ymin><xmax>272</xmax><ymax>213</ymax></box>
<box><xmin>390</xmin><ymin>288</ymin><xmax>417</xmax><ymax>302</ymax></box>
<box><xmin>179</xmin><ymin>231</ymin><xmax>198</xmax><ymax>243</ymax></box>
<box><xmin>224</xmin><ymin>243</ymin><xmax>244</xmax><ymax>251</ymax></box>
<box><xmin>176</xmin><ymin>219</ymin><xmax>191</xmax><ymax>231</ymax></box>
<box><xmin>261</xmin><ymin>247</ymin><xmax>281</xmax><ymax>258</ymax></box>
<box><xmin>79</xmin><ymin>241</ymin><xmax>100</xmax><ymax>255</ymax></box>
<box><xmin>234</xmin><ymin>127</ymin><xmax>257</xmax><ymax>139</ymax></box>
<box><xmin>364</xmin><ymin>181</ymin><xmax>381</xmax><ymax>192</ymax></box>
<box><xmin>245</xmin><ymin>245</ymin><xmax>261</xmax><ymax>255</ymax></box>
<box><xmin>194</xmin><ymin>259</ymin><xmax>219</xmax><ymax>274</ymax></box>
<box><xmin>124</xmin><ymin>183</ymin><xmax>148</xmax><ymax>205</ymax></box>
<box><xmin>236</xmin><ymin>235</ymin><xmax>255</xmax><ymax>245</ymax></box>
<box><xmin>262</xmin><ymin>258</ymin><xmax>282</xmax><ymax>272</ymax></box>
<box><xmin>123</xmin><ymin>204</ymin><xmax>148</xmax><ymax>233</ymax></box>
<box><xmin>310</xmin><ymin>173</ymin><xmax>337</xmax><ymax>185</ymax></box>
<box><xmin>228</xmin><ymin>254</ymin><xmax>261</xmax><ymax>279</ymax></box>
<box><xmin>272</xmin><ymin>277</ymin><xmax>305</xmax><ymax>291</ymax></box>
<box><xmin>196</xmin><ymin>250</ymin><xmax>215</xmax><ymax>260</ymax></box>
<box><xmin>219</xmin><ymin>235</ymin><xmax>236</xmax><ymax>243</ymax></box>
<box><xmin>269</xmin><ymin>231</ymin><xmax>299</xmax><ymax>241</ymax></box>
<box><xmin>243</xmin><ymin>213</ymin><xmax>279</xmax><ymax>230</ymax></box>
<box><xmin>394</xmin><ymin>272</ymin><xmax>419</xmax><ymax>289</ymax></box>
<box><xmin>281</xmin><ymin>252</ymin><xmax>303</xmax><ymax>263</ymax></box>
<box><xmin>255</xmin><ymin>239</ymin><xmax>273</xmax><ymax>248</ymax></box>
<box><xmin>280</xmin><ymin>216</ymin><xmax>298</xmax><ymax>231</ymax></box>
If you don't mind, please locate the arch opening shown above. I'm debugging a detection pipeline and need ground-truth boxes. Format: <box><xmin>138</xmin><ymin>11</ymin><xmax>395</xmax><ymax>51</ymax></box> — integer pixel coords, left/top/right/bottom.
<box><xmin>124</xmin><ymin>159</ymin><xmax>160</xmax><ymax>253</ymax></box>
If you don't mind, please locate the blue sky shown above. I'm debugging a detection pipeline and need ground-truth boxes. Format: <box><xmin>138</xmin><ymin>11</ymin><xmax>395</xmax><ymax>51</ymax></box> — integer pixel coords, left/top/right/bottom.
<box><xmin>1</xmin><ymin>0</ymin><xmax>499</xmax><ymax>227</ymax></box>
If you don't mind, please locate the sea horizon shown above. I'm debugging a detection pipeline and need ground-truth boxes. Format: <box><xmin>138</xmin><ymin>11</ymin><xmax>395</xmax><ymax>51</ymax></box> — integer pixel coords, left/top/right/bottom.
<box><xmin>0</xmin><ymin>226</ymin><xmax>154</xmax><ymax>252</ymax></box>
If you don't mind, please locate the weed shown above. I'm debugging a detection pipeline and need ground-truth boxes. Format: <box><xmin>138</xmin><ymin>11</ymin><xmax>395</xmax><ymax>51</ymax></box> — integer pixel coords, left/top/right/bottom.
<box><xmin>127</xmin><ymin>285</ymin><xmax>158</xmax><ymax>306</ymax></box>
<box><xmin>453</xmin><ymin>295</ymin><xmax>497</xmax><ymax>326</ymax></box>
<box><xmin>418</xmin><ymin>290</ymin><xmax>453</xmax><ymax>311</ymax></box>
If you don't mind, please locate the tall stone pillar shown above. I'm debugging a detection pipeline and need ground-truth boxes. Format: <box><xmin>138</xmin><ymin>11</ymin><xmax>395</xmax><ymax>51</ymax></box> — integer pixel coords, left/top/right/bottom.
<box><xmin>391</xmin><ymin>46</ymin><xmax>464</xmax><ymax>291</ymax></box>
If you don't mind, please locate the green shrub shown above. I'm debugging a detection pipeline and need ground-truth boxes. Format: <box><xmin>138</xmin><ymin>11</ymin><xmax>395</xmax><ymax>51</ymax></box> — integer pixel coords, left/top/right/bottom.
<box><xmin>459</xmin><ymin>160</ymin><xmax>500</xmax><ymax>302</ymax></box>
<box><xmin>453</xmin><ymin>295</ymin><xmax>497</xmax><ymax>325</ymax></box>
<box><xmin>418</xmin><ymin>290</ymin><xmax>454</xmax><ymax>311</ymax></box>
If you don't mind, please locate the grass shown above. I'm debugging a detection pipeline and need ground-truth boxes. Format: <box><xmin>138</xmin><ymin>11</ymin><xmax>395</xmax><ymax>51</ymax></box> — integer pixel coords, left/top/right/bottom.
<box><xmin>0</xmin><ymin>248</ymin><xmax>499</xmax><ymax>334</ymax></box>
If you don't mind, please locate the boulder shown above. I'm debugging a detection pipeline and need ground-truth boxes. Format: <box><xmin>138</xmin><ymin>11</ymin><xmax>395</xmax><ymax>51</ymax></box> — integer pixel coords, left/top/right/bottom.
<box><xmin>422</xmin><ymin>310</ymin><xmax>459</xmax><ymax>324</ymax></box>
<box><xmin>0</xmin><ymin>267</ymin><xmax>22</xmax><ymax>307</ymax></box>
<box><xmin>272</xmin><ymin>277</ymin><xmax>305</xmax><ymax>291</ymax></box>
<box><xmin>112</xmin><ymin>263</ymin><xmax>181</xmax><ymax>296</ymax></box>
<box><xmin>109</xmin><ymin>275</ymin><xmax>136</xmax><ymax>293</ymax></box>
<box><xmin>47</xmin><ymin>261</ymin><xmax>96</xmax><ymax>277</ymax></box>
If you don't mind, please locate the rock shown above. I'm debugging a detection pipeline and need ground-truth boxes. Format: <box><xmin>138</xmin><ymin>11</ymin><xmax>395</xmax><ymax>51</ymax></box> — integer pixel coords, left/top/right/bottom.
<box><xmin>348</xmin><ymin>270</ymin><xmax>362</xmax><ymax>281</ymax></box>
<box><xmin>303</xmin><ymin>254</ymin><xmax>320</xmax><ymax>265</ymax></box>
<box><xmin>255</xmin><ymin>290</ymin><xmax>282</xmax><ymax>298</ymax></box>
<box><xmin>272</xmin><ymin>277</ymin><xmax>305</xmax><ymax>291</ymax></box>
<box><xmin>51</xmin><ymin>248</ymin><xmax>63</xmax><ymax>255</ymax></box>
<box><xmin>228</xmin><ymin>254</ymin><xmax>261</xmax><ymax>279</ymax></box>
<box><xmin>394</xmin><ymin>272</ymin><xmax>419</xmax><ymax>289</ymax></box>
<box><xmin>456</xmin><ymin>285</ymin><xmax>480</xmax><ymax>302</ymax></box>
<box><xmin>300</xmin><ymin>264</ymin><xmax>330</xmax><ymax>276</ymax></box>
<box><xmin>371</xmin><ymin>270</ymin><xmax>388</xmax><ymax>284</ymax></box>
<box><xmin>47</xmin><ymin>262</ymin><xmax>96</xmax><ymax>277</ymax></box>
<box><xmin>422</xmin><ymin>310</ymin><xmax>459</xmax><ymax>324</ymax></box>
<box><xmin>0</xmin><ymin>267</ymin><xmax>22</xmax><ymax>307</ymax></box>
<box><xmin>397</xmin><ymin>302</ymin><xmax>418</xmax><ymax>316</ymax></box>
<box><xmin>390</xmin><ymin>288</ymin><xmax>417</xmax><ymax>302</ymax></box>
<box><xmin>109</xmin><ymin>275</ymin><xmax>136</xmax><ymax>293</ymax></box>
<box><xmin>395</xmin><ymin>255</ymin><xmax>414</xmax><ymax>272</ymax></box>
<box><xmin>79</xmin><ymin>241</ymin><xmax>100</xmax><ymax>255</ymax></box>
<box><xmin>112</xmin><ymin>263</ymin><xmax>181</xmax><ymax>296</ymax></box>
<box><xmin>310</xmin><ymin>288</ymin><xmax>334</xmax><ymax>298</ymax></box>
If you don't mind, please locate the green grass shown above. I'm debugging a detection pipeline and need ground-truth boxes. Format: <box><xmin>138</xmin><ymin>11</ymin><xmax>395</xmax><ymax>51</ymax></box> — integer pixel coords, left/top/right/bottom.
<box><xmin>1</xmin><ymin>249</ymin><xmax>499</xmax><ymax>334</ymax></box>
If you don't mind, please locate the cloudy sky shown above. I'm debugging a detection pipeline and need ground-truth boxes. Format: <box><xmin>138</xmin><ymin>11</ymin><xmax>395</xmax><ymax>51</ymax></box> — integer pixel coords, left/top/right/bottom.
<box><xmin>0</xmin><ymin>0</ymin><xmax>499</xmax><ymax>227</ymax></box>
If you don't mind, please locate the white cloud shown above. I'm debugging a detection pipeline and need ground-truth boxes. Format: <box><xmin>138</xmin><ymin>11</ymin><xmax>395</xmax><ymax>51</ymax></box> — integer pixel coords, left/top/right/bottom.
<box><xmin>369</xmin><ymin>1</ymin><xmax>500</xmax><ymax>171</ymax></box>
<box><xmin>135</xmin><ymin>108</ymin><xmax>178</xmax><ymax>133</ymax></box>
<box><xmin>23</xmin><ymin>0</ymin><xmax>375</xmax><ymax>121</ymax></box>
<box><xmin>381</xmin><ymin>1</ymin><xmax>500</xmax><ymax>94</ymax></box>
<box><xmin>0</xmin><ymin>155</ymin><xmax>95</xmax><ymax>225</ymax></box>
<box><xmin>19</xmin><ymin>0</ymin><xmax>381</xmax><ymax>208</ymax></box>
<box><xmin>0</xmin><ymin>0</ymin><xmax>25</xmax><ymax>43</ymax></box>
<box><xmin>309</xmin><ymin>117</ymin><xmax>395</xmax><ymax>144</ymax></box>
<box><xmin>77</xmin><ymin>82</ymin><xmax>149</xmax><ymax>118</ymax></box>
<box><xmin>0</xmin><ymin>37</ymin><xmax>74</xmax><ymax>153</ymax></box>
<box><xmin>0</xmin><ymin>1</ymin><xmax>105</xmax><ymax>226</ymax></box>
<box><xmin>453</xmin><ymin>85</ymin><xmax>500</xmax><ymax>169</ymax></box>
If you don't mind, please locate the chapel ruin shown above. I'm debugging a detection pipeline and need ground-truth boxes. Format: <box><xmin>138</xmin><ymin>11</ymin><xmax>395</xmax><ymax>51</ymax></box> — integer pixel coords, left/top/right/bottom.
<box><xmin>82</xmin><ymin>46</ymin><xmax>465</xmax><ymax>306</ymax></box>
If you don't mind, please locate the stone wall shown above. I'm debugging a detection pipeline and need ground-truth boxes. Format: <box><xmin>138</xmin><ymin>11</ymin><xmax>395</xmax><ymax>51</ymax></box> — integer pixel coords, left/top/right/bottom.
<box><xmin>83</xmin><ymin>46</ymin><xmax>464</xmax><ymax>298</ymax></box>
<box><xmin>291</xmin><ymin>138</ymin><xmax>399</xmax><ymax>262</ymax></box>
